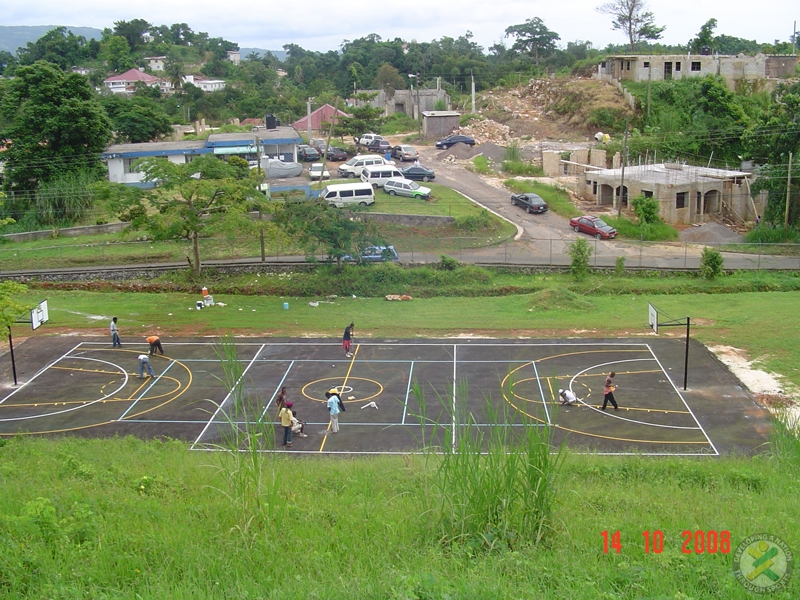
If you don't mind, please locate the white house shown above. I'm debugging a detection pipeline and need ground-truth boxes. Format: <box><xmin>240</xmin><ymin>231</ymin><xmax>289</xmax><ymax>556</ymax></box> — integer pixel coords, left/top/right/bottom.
<box><xmin>182</xmin><ymin>75</ymin><xmax>226</xmax><ymax>92</ymax></box>
<box><xmin>144</xmin><ymin>56</ymin><xmax>166</xmax><ymax>71</ymax></box>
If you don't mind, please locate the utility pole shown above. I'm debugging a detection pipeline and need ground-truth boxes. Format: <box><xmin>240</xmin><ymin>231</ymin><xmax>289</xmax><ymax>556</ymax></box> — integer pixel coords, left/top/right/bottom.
<box><xmin>786</xmin><ymin>152</ymin><xmax>793</xmax><ymax>230</ymax></box>
<box><xmin>306</xmin><ymin>97</ymin><xmax>313</xmax><ymax>143</ymax></box>
<box><xmin>617</xmin><ymin>124</ymin><xmax>629</xmax><ymax>219</ymax></box>
<box><xmin>470</xmin><ymin>71</ymin><xmax>475</xmax><ymax>114</ymax></box>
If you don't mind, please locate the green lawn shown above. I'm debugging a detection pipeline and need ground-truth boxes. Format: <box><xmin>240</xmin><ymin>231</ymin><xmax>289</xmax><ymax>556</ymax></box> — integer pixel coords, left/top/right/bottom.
<box><xmin>504</xmin><ymin>179</ymin><xmax>583</xmax><ymax>219</ymax></box>
<box><xmin>368</xmin><ymin>183</ymin><xmax>492</xmax><ymax>217</ymax></box>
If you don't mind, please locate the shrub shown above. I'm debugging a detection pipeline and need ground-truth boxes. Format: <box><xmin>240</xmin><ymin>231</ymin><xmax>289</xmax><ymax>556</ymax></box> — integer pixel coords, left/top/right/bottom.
<box><xmin>699</xmin><ymin>246</ymin><xmax>724</xmax><ymax>279</ymax></box>
<box><xmin>504</xmin><ymin>142</ymin><xmax>522</xmax><ymax>163</ymax></box>
<box><xmin>438</xmin><ymin>255</ymin><xmax>460</xmax><ymax>271</ymax></box>
<box><xmin>453</xmin><ymin>210</ymin><xmax>493</xmax><ymax>231</ymax></box>
<box><xmin>614</xmin><ymin>256</ymin><xmax>626</xmax><ymax>277</ymax></box>
<box><xmin>744</xmin><ymin>224</ymin><xmax>800</xmax><ymax>244</ymax></box>
<box><xmin>568</xmin><ymin>238</ymin><xmax>592</xmax><ymax>281</ymax></box>
<box><xmin>631</xmin><ymin>195</ymin><xmax>661</xmax><ymax>224</ymax></box>
<box><xmin>471</xmin><ymin>156</ymin><xmax>491</xmax><ymax>174</ymax></box>
<box><xmin>501</xmin><ymin>161</ymin><xmax>544</xmax><ymax>176</ymax></box>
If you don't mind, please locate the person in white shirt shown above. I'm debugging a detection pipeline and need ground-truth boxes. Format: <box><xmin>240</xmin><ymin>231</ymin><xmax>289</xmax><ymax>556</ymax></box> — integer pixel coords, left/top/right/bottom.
<box><xmin>110</xmin><ymin>317</ymin><xmax>121</xmax><ymax>348</ymax></box>
<box><xmin>559</xmin><ymin>388</ymin><xmax>578</xmax><ymax>406</ymax></box>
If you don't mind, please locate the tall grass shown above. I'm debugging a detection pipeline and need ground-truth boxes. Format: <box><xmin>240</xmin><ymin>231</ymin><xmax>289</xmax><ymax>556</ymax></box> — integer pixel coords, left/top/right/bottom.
<box><xmin>504</xmin><ymin>179</ymin><xmax>582</xmax><ymax>218</ymax></box>
<box><xmin>203</xmin><ymin>335</ymin><xmax>284</xmax><ymax>544</ymax></box>
<box><xmin>605</xmin><ymin>215</ymin><xmax>679</xmax><ymax>241</ymax></box>
<box><xmin>411</xmin><ymin>381</ymin><xmax>564</xmax><ymax>550</ymax></box>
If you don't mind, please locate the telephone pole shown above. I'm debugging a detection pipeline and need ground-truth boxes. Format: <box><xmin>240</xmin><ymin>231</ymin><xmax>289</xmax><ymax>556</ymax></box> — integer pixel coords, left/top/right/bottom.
<box><xmin>786</xmin><ymin>152</ymin><xmax>793</xmax><ymax>230</ymax></box>
<box><xmin>617</xmin><ymin>124</ymin><xmax>629</xmax><ymax>219</ymax></box>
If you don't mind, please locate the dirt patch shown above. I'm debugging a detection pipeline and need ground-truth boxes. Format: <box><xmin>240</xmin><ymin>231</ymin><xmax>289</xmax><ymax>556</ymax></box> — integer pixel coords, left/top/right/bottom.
<box><xmin>679</xmin><ymin>222</ymin><xmax>744</xmax><ymax>244</ymax></box>
<box><xmin>436</xmin><ymin>143</ymin><xmax>479</xmax><ymax>161</ymax></box>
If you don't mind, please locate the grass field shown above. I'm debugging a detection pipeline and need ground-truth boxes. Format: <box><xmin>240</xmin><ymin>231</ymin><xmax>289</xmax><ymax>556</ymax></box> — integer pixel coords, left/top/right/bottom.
<box><xmin>5</xmin><ymin>269</ymin><xmax>800</xmax><ymax>598</ymax></box>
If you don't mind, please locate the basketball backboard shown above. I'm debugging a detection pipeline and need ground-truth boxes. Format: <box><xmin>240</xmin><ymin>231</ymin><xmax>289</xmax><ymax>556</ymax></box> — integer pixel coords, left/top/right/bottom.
<box><xmin>648</xmin><ymin>303</ymin><xmax>658</xmax><ymax>334</ymax></box>
<box><xmin>31</xmin><ymin>300</ymin><xmax>49</xmax><ymax>330</ymax></box>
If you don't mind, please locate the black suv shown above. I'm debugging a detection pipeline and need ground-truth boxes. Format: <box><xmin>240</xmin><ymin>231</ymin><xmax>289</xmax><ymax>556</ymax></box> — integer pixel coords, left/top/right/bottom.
<box><xmin>366</xmin><ymin>140</ymin><xmax>392</xmax><ymax>154</ymax></box>
<box><xmin>510</xmin><ymin>193</ymin><xmax>548</xmax><ymax>214</ymax></box>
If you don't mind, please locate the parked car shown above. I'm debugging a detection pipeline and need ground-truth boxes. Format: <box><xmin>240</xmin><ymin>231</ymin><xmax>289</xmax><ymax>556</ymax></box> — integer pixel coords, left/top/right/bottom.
<box><xmin>569</xmin><ymin>215</ymin><xmax>618</xmax><ymax>239</ymax></box>
<box><xmin>325</xmin><ymin>146</ymin><xmax>348</xmax><ymax>161</ymax></box>
<box><xmin>308</xmin><ymin>163</ymin><xmax>330</xmax><ymax>180</ymax></box>
<box><xmin>400</xmin><ymin>165</ymin><xmax>435</xmax><ymax>182</ymax></box>
<box><xmin>309</xmin><ymin>138</ymin><xmax>328</xmax><ymax>153</ymax></box>
<box><xmin>358</xmin><ymin>133</ymin><xmax>384</xmax><ymax>146</ymax></box>
<box><xmin>366</xmin><ymin>139</ymin><xmax>392</xmax><ymax>154</ymax></box>
<box><xmin>510</xmin><ymin>193</ymin><xmax>548</xmax><ymax>214</ymax></box>
<box><xmin>298</xmin><ymin>145</ymin><xmax>320</xmax><ymax>161</ymax></box>
<box><xmin>392</xmin><ymin>145</ymin><xmax>419</xmax><ymax>162</ymax></box>
<box><xmin>345</xmin><ymin>245</ymin><xmax>399</xmax><ymax>263</ymax></box>
<box><xmin>337</xmin><ymin>154</ymin><xmax>394</xmax><ymax>179</ymax></box>
<box><xmin>435</xmin><ymin>134</ymin><xmax>476</xmax><ymax>149</ymax></box>
<box><xmin>383</xmin><ymin>177</ymin><xmax>432</xmax><ymax>200</ymax></box>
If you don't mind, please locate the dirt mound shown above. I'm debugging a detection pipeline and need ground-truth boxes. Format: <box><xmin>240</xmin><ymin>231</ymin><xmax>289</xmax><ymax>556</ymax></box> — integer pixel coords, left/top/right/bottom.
<box><xmin>474</xmin><ymin>143</ymin><xmax>508</xmax><ymax>163</ymax></box>
<box><xmin>679</xmin><ymin>223</ymin><xmax>744</xmax><ymax>244</ymax></box>
<box><xmin>436</xmin><ymin>142</ymin><xmax>479</xmax><ymax>160</ymax></box>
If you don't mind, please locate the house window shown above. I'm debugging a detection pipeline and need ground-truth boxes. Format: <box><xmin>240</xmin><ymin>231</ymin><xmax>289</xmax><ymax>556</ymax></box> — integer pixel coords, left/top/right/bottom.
<box><xmin>676</xmin><ymin>192</ymin><xmax>687</xmax><ymax>209</ymax></box>
<box><xmin>675</xmin><ymin>62</ymin><xmax>681</xmax><ymax>72</ymax></box>
<box><xmin>643</xmin><ymin>190</ymin><xmax>653</xmax><ymax>198</ymax></box>
<box><xmin>643</xmin><ymin>61</ymin><xmax>650</xmax><ymax>68</ymax></box>
<box><xmin>691</xmin><ymin>62</ymin><xmax>701</xmax><ymax>72</ymax></box>
<box><xmin>123</xmin><ymin>159</ymin><xmax>139</xmax><ymax>174</ymax></box>
<box><xmin>625</xmin><ymin>61</ymin><xmax>631</xmax><ymax>70</ymax></box>
<box><xmin>592</xmin><ymin>181</ymin><xmax>598</xmax><ymax>195</ymax></box>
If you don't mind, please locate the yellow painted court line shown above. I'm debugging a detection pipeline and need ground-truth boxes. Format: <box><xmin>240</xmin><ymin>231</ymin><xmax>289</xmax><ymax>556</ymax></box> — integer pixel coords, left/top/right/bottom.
<box><xmin>320</xmin><ymin>344</ymin><xmax>360</xmax><ymax>452</ymax></box>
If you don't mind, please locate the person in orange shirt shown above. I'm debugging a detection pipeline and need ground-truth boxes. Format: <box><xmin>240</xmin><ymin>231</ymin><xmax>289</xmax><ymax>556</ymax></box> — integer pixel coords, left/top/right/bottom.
<box><xmin>602</xmin><ymin>372</ymin><xmax>618</xmax><ymax>411</ymax></box>
<box><xmin>146</xmin><ymin>335</ymin><xmax>164</xmax><ymax>356</ymax></box>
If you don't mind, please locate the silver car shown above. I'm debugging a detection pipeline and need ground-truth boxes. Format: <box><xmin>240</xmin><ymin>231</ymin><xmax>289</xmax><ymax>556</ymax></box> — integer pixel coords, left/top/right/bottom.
<box><xmin>383</xmin><ymin>177</ymin><xmax>432</xmax><ymax>200</ymax></box>
<box><xmin>392</xmin><ymin>145</ymin><xmax>419</xmax><ymax>162</ymax></box>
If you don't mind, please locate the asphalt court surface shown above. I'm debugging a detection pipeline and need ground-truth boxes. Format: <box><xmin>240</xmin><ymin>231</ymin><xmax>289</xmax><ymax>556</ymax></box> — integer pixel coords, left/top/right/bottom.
<box><xmin>0</xmin><ymin>337</ymin><xmax>771</xmax><ymax>455</ymax></box>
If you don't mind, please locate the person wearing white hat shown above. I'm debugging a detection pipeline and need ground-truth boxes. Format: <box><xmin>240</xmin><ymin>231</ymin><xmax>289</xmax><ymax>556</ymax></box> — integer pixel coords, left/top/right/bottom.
<box><xmin>559</xmin><ymin>388</ymin><xmax>577</xmax><ymax>406</ymax></box>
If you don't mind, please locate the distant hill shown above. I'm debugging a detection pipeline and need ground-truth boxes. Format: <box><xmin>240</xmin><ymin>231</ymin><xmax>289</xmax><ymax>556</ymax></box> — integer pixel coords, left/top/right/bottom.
<box><xmin>0</xmin><ymin>25</ymin><xmax>103</xmax><ymax>54</ymax></box>
<box><xmin>240</xmin><ymin>47</ymin><xmax>287</xmax><ymax>62</ymax></box>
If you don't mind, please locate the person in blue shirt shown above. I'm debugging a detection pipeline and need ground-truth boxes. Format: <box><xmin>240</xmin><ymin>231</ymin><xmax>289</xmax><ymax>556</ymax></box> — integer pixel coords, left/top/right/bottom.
<box><xmin>326</xmin><ymin>389</ymin><xmax>341</xmax><ymax>433</ymax></box>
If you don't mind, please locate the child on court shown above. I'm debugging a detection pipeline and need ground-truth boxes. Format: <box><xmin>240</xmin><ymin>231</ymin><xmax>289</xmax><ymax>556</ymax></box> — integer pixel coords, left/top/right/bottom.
<box><xmin>559</xmin><ymin>388</ymin><xmax>578</xmax><ymax>406</ymax></box>
<box><xmin>291</xmin><ymin>410</ymin><xmax>308</xmax><ymax>437</ymax></box>
<box><xmin>602</xmin><ymin>372</ymin><xmax>619</xmax><ymax>410</ymax></box>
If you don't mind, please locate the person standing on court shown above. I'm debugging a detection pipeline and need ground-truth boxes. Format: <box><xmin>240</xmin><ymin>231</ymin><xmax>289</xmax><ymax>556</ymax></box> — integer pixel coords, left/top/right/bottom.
<box><xmin>279</xmin><ymin>401</ymin><xmax>294</xmax><ymax>448</ymax></box>
<box><xmin>342</xmin><ymin>323</ymin><xmax>354</xmax><ymax>358</ymax></box>
<box><xmin>326</xmin><ymin>390</ymin><xmax>340</xmax><ymax>434</ymax></box>
<box><xmin>137</xmin><ymin>354</ymin><xmax>155</xmax><ymax>378</ymax></box>
<box><xmin>602</xmin><ymin>372</ymin><xmax>618</xmax><ymax>410</ymax></box>
<box><xmin>110</xmin><ymin>317</ymin><xmax>121</xmax><ymax>348</ymax></box>
<box><xmin>275</xmin><ymin>386</ymin><xmax>288</xmax><ymax>416</ymax></box>
<box><xmin>146</xmin><ymin>335</ymin><xmax>164</xmax><ymax>356</ymax></box>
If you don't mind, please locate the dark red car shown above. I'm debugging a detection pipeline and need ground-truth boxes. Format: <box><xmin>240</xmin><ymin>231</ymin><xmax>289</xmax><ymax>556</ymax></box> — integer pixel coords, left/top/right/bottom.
<box><xmin>569</xmin><ymin>215</ymin><xmax>617</xmax><ymax>239</ymax></box>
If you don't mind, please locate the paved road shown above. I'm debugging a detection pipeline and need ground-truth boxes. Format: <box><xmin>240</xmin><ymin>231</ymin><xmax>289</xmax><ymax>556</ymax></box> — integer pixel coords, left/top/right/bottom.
<box><xmin>414</xmin><ymin>145</ymin><xmax>800</xmax><ymax>271</ymax></box>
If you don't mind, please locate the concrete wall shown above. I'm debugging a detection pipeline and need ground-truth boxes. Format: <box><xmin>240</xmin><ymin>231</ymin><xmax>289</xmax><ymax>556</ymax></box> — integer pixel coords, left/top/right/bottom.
<box><xmin>2</xmin><ymin>222</ymin><xmax>130</xmax><ymax>243</ymax></box>
<box><xmin>589</xmin><ymin>149</ymin><xmax>607</xmax><ymax>168</ymax></box>
<box><xmin>362</xmin><ymin>213</ymin><xmax>454</xmax><ymax>227</ymax></box>
<box><xmin>422</xmin><ymin>115</ymin><xmax>460</xmax><ymax>139</ymax></box>
<box><xmin>542</xmin><ymin>151</ymin><xmax>561</xmax><ymax>177</ymax></box>
<box><xmin>358</xmin><ymin>89</ymin><xmax>450</xmax><ymax>118</ymax></box>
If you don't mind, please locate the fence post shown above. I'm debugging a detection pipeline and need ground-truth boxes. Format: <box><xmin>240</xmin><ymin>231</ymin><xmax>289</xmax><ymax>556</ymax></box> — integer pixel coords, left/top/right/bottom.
<box><xmin>145</xmin><ymin>243</ymin><xmax>148</xmax><ymax>266</ymax></box>
<box><xmin>594</xmin><ymin>238</ymin><xmax>598</xmax><ymax>266</ymax></box>
<box><xmin>757</xmin><ymin>241</ymin><xmax>761</xmax><ymax>270</ymax></box>
<box><xmin>549</xmin><ymin>238</ymin><xmax>552</xmax><ymax>265</ymax></box>
<box><xmin>639</xmin><ymin>236</ymin><xmax>643</xmax><ymax>268</ymax></box>
<box><xmin>684</xmin><ymin>243</ymin><xmax>687</xmax><ymax>269</ymax></box>
<box><xmin>504</xmin><ymin>239</ymin><xmax>507</xmax><ymax>264</ymax></box>
<box><xmin>411</xmin><ymin>231</ymin><xmax>414</xmax><ymax>262</ymax></box>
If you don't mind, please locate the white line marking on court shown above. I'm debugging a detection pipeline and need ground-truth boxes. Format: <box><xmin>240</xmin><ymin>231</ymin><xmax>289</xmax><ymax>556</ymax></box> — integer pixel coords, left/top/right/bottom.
<box><xmin>569</xmin><ymin>359</ymin><xmax>702</xmax><ymax>430</ymax></box>
<box><xmin>118</xmin><ymin>360</ymin><xmax>176</xmax><ymax>421</ymax></box>
<box><xmin>401</xmin><ymin>361</ymin><xmax>415</xmax><ymax>425</ymax></box>
<box><xmin>451</xmin><ymin>345</ymin><xmax>457</xmax><ymax>450</ymax></box>
<box><xmin>259</xmin><ymin>360</ymin><xmax>295</xmax><ymax>421</ymax></box>
<box><xmin>191</xmin><ymin>344</ymin><xmax>266</xmax><ymax>449</ymax></box>
<box><xmin>0</xmin><ymin>357</ymin><xmax>128</xmax><ymax>422</ymax></box>
<box><xmin>0</xmin><ymin>342</ymin><xmax>84</xmax><ymax>405</ymax></box>
<box><xmin>646</xmin><ymin>344</ymin><xmax>719</xmax><ymax>455</ymax></box>
<box><xmin>530</xmin><ymin>360</ymin><xmax>551</xmax><ymax>425</ymax></box>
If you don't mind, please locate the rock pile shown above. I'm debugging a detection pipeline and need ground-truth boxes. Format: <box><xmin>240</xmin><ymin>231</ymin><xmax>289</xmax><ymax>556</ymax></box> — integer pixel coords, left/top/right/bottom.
<box><xmin>460</xmin><ymin>119</ymin><xmax>512</xmax><ymax>145</ymax></box>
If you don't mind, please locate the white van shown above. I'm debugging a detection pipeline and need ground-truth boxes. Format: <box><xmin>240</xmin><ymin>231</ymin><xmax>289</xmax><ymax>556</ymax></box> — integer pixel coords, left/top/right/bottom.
<box><xmin>358</xmin><ymin>133</ymin><xmax>384</xmax><ymax>146</ymax></box>
<box><xmin>360</xmin><ymin>165</ymin><xmax>404</xmax><ymax>188</ymax></box>
<box><xmin>319</xmin><ymin>183</ymin><xmax>375</xmax><ymax>208</ymax></box>
<box><xmin>337</xmin><ymin>154</ymin><xmax>393</xmax><ymax>179</ymax></box>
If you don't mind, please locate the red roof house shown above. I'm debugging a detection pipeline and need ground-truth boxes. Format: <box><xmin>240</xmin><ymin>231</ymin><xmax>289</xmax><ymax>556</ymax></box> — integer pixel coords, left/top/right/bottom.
<box><xmin>293</xmin><ymin>104</ymin><xmax>350</xmax><ymax>133</ymax></box>
<box><xmin>103</xmin><ymin>69</ymin><xmax>162</xmax><ymax>95</ymax></box>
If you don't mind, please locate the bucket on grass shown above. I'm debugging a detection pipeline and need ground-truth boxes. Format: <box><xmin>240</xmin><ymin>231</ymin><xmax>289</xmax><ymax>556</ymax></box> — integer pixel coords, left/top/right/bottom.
<box><xmin>201</xmin><ymin>286</ymin><xmax>209</xmax><ymax>297</ymax></box>
<box><xmin>204</xmin><ymin>295</ymin><xmax>214</xmax><ymax>306</ymax></box>
<box><xmin>283</xmin><ymin>302</ymin><xmax>289</xmax><ymax>310</ymax></box>
<box><xmin>196</xmin><ymin>301</ymin><xmax>203</xmax><ymax>310</ymax></box>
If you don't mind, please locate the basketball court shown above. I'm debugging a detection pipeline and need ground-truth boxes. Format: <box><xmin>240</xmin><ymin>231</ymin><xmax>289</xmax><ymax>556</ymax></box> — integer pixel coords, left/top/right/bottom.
<box><xmin>0</xmin><ymin>334</ymin><xmax>771</xmax><ymax>455</ymax></box>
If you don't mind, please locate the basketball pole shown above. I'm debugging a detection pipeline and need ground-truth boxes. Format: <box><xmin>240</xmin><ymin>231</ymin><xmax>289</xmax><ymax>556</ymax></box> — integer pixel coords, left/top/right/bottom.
<box><xmin>656</xmin><ymin>317</ymin><xmax>691</xmax><ymax>391</ymax></box>
<box><xmin>7</xmin><ymin>326</ymin><xmax>17</xmax><ymax>386</ymax></box>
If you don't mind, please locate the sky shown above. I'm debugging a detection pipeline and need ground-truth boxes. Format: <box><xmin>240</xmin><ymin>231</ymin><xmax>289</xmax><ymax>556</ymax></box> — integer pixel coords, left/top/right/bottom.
<box><xmin>1</xmin><ymin>0</ymin><xmax>797</xmax><ymax>54</ymax></box>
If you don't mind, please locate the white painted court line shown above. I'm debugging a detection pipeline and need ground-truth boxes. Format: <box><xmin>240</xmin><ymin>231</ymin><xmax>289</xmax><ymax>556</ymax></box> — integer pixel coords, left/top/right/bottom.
<box><xmin>118</xmin><ymin>360</ymin><xmax>177</xmax><ymax>421</ymax></box>
<box><xmin>191</xmin><ymin>344</ymin><xmax>266</xmax><ymax>449</ymax></box>
<box><xmin>646</xmin><ymin>344</ymin><xmax>719</xmax><ymax>456</ymax></box>
<box><xmin>530</xmin><ymin>360</ymin><xmax>551</xmax><ymax>425</ymax></box>
<box><xmin>401</xmin><ymin>361</ymin><xmax>415</xmax><ymax>425</ymax></box>
<box><xmin>0</xmin><ymin>342</ymin><xmax>84</xmax><ymax>405</ymax></box>
<box><xmin>569</xmin><ymin>359</ymin><xmax>702</xmax><ymax>430</ymax></box>
<box><xmin>258</xmin><ymin>360</ymin><xmax>295</xmax><ymax>422</ymax></box>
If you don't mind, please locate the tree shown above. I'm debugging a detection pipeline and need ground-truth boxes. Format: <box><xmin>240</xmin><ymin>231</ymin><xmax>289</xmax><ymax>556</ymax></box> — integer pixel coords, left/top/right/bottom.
<box><xmin>112</xmin><ymin>103</ymin><xmax>173</xmax><ymax>143</ymax></box>
<box><xmin>164</xmin><ymin>56</ymin><xmax>185</xmax><ymax>90</ymax></box>
<box><xmin>0</xmin><ymin>61</ymin><xmax>112</xmax><ymax>200</ymax></box>
<box><xmin>15</xmin><ymin>27</ymin><xmax>91</xmax><ymax>70</ymax></box>
<box><xmin>631</xmin><ymin>194</ymin><xmax>660</xmax><ymax>224</ymax></box>
<box><xmin>132</xmin><ymin>155</ymin><xmax>263</xmax><ymax>276</ymax></box>
<box><xmin>699</xmin><ymin>246</ymin><xmax>723</xmax><ymax>279</ymax></box>
<box><xmin>337</xmin><ymin>92</ymin><xmax>386</xmax><ymax>140</ymax></box>
<box><xmin>273</xmin><ymin>199</ymin><xmax>378</xmax><ymax>268</ymax></box>
<box><xmin>0</xmin><ymin>51</ymin><xmax>17</xmax><ymax>77</ymax></box>
<box><xmin>504</xmin><ymin>18</ymin><xmax>561</xmax><ymax>66</ymax></box>
<box><xmin>689</xmin><ymin>18</ymin><xmax>717</xmax><ymax>54</ymax></box>
<box><xmin>0</xmin><ymin>281</ymin><xmax>30</xmax><ymax>331</ymax></box>
<box><xmin>112</xmin><ymin>19</ymin><xmax>152</xmax><ymax>52</ymax></box>
<box><xmin>101</xmin><ymin>35</ymin><xmax>136</xmax><ymax>73</ymax></box>
<box><xmin>597</xmin><ymin>0</ymin><xmax>665</xmax><ymax>51</ymax></box>
<box><xmin>374</xmin><ymin>63</ymin><xmax>405</xmax><ymax>96</ymax></box>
